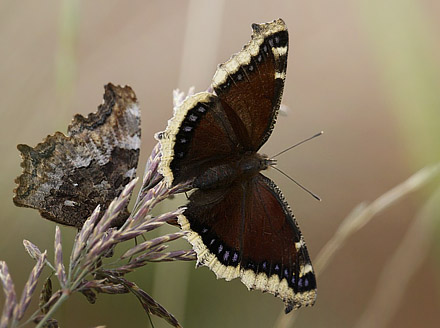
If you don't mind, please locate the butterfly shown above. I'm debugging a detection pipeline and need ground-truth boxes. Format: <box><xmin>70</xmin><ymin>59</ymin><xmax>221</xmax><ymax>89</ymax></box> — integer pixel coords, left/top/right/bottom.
<box><xmin>158</xmin><ymin>19</ymin><xmax>317</xmax><ymax>313</ymax></box>
<box><xmin>13</xmin><ymin>84</ymin><xmax>141</xmax><ymax>228</ymax></box>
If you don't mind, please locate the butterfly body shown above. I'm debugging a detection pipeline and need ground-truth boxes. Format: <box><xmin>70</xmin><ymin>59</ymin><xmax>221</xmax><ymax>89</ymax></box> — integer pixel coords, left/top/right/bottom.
<box><xmin>192</xmin><ymin>152</ymin><xmax>269</xmax><ymax>190</ymax></box>
<box><xmin>159</xmin><ymin>18</ymin><xmax>317</xmax><ymax>313</ymax></box>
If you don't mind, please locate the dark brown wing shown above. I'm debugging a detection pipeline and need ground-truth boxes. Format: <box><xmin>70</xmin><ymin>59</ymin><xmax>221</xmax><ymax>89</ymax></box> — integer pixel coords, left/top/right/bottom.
<box><xmin>158</xmin><ymin>92</ymin><xmax>241</xmax><ymax>186</ymax></box>
<box><xmin>212</xmin><ymin>18</ymin><xmax>288</xmax><ymax>151</ymax></box>
<box><xmin>178</xmin><ymin>173</ymin><xmax>316</xmax><ymax>312</ymax></box>
<box><xmin>13</xmin><ymin>84</ymin><xmax>140</xmax><ymax>228</ymax></box>
<box><xmin>158</xmin><ymin>19</ymin><xmax>289</xmax><ymax>186</ymax></box>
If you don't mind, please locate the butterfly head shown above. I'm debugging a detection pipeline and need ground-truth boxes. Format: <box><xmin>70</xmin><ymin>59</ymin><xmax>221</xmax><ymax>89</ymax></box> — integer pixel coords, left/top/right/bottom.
<box><xmin>237</xmin><ymin>152</ymin><xmax>270</xmax><ymax>175</ymax></box>
<box><xmin>265</xmin><ymin>156</ymin><xmax>277</xmax><ymax>168</ymax></box>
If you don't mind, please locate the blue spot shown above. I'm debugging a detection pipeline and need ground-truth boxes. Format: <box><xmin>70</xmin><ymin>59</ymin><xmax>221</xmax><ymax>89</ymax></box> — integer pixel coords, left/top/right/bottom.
<box><xmin>223</xmin><ymin>251</ymin><xmax>230</xmax><ymax>262</ymax></box>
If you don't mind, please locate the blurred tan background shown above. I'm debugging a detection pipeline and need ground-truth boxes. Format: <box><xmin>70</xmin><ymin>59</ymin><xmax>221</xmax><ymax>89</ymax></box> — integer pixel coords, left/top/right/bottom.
<box><xmin>1</xmin><ymin>0</ymin><xmax>440</xmax><ymax>327</ymax></box>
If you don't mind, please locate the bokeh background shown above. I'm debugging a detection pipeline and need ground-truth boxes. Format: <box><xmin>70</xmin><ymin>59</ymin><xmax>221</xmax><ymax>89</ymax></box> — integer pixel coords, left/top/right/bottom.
<box><xmin>1</xmin><ymin>0</ymin><xmax>440</xmax><ymax>327</ymax></box>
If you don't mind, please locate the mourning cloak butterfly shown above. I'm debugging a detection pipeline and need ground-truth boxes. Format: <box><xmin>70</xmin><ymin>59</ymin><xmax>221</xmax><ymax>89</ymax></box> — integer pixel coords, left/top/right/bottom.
<box><xmin>13</xmin><ymin>84</ymin><xmax>141</xmax><ymax>228</ymax></box>
<box><xmin>158</xmin><ymin>19</ymin><xmax>317</xmax><ymax>312</ymax></box>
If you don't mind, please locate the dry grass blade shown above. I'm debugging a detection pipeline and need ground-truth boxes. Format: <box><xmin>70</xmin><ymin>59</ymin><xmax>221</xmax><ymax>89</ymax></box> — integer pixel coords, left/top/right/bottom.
<box><xmin>54</xmin><ymin>227</ymin><xmax>66</xmax><ymax>288</ymax></box>
<box><xmin>43</xmin><ymin>290</ymin><xmax>62</xmax><ymax>313</ymax></box>
<box><xmin>139</xmin><ymin>142</ymin><xmax>163</xmax><ymax>193</ymax></box>
<box><xmin>39</xmin><ymin>277</ymin><xmax>53</xmax><ymax>314</ymax></box>
<box><xmin>273</xmin><ymin>163</ymin><xmax>440</xmax><ymax>328</ymax></box>
<box><xmin>14</xmin><ymin>251</ymin><xmax>47</xmax><ymax>321</ymax></box>
<box><xmin>106</xmin><ymin>275</ymin><xmax>182</xmax><ymax>328</ymax></box>
<box><xmin>92</xmin><ymin>178</ymin><xmax>138</xmax><ymax>239</ymax></box>
<box><xmin>314</xmin><ymin>163</ymin><xmax>440</xmax><ymax>275</ymax></box>
<box><xmin>81</xmin><ymin>280</ymin><xmax>128</xmax><ymax>294</ymax></box>
<box><xmin>0</xmin><ymin>262</ymin><xmax>17</xmax><ymax>328</ymax></box>
<box><xmin>33</xmin><ymin>314</ymin><xmax>59</xmax><ymax>328</ymax></box>
<box><xmin>121</xmin><ymin>232</ymin><xmax>187</xmax><ymax>259</ymax></box>
<box><xmin>354</xmin><ymin>185</ymin><xmax>440</xmax><ymax>328</ymax></box>
<box><xmin>144</xmin><ymin>250</ymin><xmax>197</xmax><ymax>262</ymax></box>
<box><xmin>23</xmin><ymin>240</ymin><xmax>43</xmax><ymax>261</ymax></box>
<box><xmin>80</xmin><ymin>288</ymin><xmax>97</xmax><ymax>304</ymax></box>
<box><xmin>70</xmin><ymin>205</ymin><xmax>101</xmax><ymax>267</ymax></box>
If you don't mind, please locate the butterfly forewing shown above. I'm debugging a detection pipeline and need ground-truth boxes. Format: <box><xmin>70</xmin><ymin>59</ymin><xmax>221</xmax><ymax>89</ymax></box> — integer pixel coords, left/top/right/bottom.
<box><xmin>159</xmin><ymin>92</ymin><xmax>241</xmax><ymax>185</ymax></box>
<box><xmin>213</xmin><ymin>19</ymin><xmax>288</xmax><ymax>151</ymax></box>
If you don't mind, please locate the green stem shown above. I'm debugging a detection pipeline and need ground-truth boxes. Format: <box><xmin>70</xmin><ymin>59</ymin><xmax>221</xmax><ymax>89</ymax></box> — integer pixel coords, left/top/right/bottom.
<box><xmin>35</xmin><ymin>292</ymin><xmax>69</xmax><ymax>328</ymax></box>
<box><xmin>44</xmin><ymin>259</ymin><xmax>56</xmax><ymax>272</ymax></box>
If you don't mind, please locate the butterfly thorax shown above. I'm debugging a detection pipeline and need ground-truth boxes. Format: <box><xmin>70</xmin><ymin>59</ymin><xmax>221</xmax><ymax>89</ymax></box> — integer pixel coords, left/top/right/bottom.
<box><xmin>192</xmin><ymin>152</ymin><xmax>269</xmax><ymax>190</ymax></box>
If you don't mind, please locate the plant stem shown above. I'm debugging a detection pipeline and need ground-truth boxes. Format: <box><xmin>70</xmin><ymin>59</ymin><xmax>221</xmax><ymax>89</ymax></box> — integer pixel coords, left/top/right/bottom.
<box><xmin>34</xmin><ymin>292</ymin><xmax>69</xmax><ymax>328</ymax></box>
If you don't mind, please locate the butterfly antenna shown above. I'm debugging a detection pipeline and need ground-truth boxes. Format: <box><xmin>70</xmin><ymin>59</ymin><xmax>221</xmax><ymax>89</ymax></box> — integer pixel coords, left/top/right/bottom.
<box><xmin>271</xmin><ymin>131</ymin><xmax>323</xmax><ymax>159</ymax></box>
<box><xmin>271</xmin><ymin>166</ymin><xmax>321</xmax><ymax>201</ymax></box>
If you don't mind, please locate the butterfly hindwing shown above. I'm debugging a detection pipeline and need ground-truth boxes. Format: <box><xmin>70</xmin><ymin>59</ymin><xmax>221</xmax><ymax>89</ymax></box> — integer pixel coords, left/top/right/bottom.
<box><xmin>13</xmin><ymin>84</ymin><xmax>141</xmax><ymax>228</ymax></box>
<box><xmin>178</xmin><ymin>173</ymin><xmax>316</xmax><ymax>312</ymax></box>
<box><xmin>243</xmin><ymin>174</ymin><xmax>316</xmax><ymax>311</ymax></box>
